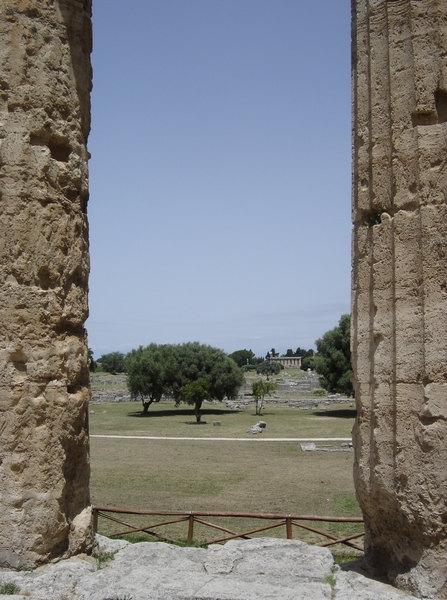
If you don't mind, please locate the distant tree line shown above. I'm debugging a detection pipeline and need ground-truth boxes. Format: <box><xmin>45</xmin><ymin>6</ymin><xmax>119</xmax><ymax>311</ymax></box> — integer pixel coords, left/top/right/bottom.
<box><xmin>94</xmin><ymin>351</ymin><xmax>126</xmax><ymax>374</ymax></box>
<box><xmin>281</xmin><ymin>348</ymin><xmax>315</xmax><ymax>371</ymax></box>
<box><xmin>227</xmin><ymin>347</ymin><xmax>315</xmax><ymax>372</ymax></box>
<box><xmin>90</xmin><ymin>313</ymin><xmax>353</xmax><ymax>404</ymax></box>
<box><xmin>93</xmin><ymin>345</ymin><xmax>316</xmax><ymax>376</ymax></box>
<box><xmin>227</xmin><ymin>349</ymin><xmax>263</xmax><ymax>368</ymax></box>
<box><xmin>225</xmin><ymin>316</ymin><xmax>353</xmax><ymax>397</ymax></box>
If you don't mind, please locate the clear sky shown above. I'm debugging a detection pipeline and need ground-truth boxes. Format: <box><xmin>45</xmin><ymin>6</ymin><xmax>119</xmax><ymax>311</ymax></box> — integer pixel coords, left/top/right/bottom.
<box><xmin>86</xmin><ymin>0</ymin><xmax>351</xmax><ymax>360</ymax></box>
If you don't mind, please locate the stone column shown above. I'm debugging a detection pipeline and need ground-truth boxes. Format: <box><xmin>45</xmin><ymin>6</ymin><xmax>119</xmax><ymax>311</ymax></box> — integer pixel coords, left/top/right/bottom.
<box><xmin>352</xmin><ymin>0</ymin><xmax>447</xmax><ymax>596</ymax></box>
<box><xmin>0</xmin><ymin>1</ymin><xmax>92</xmax><ymax>567</ymax></box>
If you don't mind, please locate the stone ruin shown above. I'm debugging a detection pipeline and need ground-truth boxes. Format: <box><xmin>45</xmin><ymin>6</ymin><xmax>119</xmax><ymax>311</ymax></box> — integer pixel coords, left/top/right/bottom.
<box><xmin>352</xmin><ymin>0</ymin><xmax>447</xmax><ymax>597</ymax></box>
<box><xmin>1</xmin><ymin>0</ymin><xmax>447</xmax><ymax>597</ymax></box>
<box><xmin>0</xmin><ymin>1</ymin><xmax>93</xmax><ymax>567</ymax></box>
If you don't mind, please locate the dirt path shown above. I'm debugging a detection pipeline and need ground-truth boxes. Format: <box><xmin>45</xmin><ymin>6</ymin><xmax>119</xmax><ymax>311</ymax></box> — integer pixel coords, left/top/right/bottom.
<box><xmin>91</xmin><ymin>434</ymin><xmax>352</xmax><ymax>442</ymax></box>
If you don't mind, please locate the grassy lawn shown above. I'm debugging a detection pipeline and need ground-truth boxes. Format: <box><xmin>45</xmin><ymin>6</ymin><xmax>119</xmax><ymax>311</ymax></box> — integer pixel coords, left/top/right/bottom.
<box><xmin>89</xmin><ymin>400</ymin><xmax>355</xmax><ymax>439</ymax></box>
<box><xmin>89</xmin><ymin>399</ymin><xmax>361</xmax><ymax>551</ymax></box>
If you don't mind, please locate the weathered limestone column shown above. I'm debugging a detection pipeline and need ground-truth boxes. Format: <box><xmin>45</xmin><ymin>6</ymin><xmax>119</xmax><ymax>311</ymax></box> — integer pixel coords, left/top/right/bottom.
<box><xmin>352</xmin><ymin>0</ymin><xmax>447</xmax><ymax>596</ymax></box>
<box><xmin>0</xmin><ymin>1</ymin><xmax>93</xmax><ymax>567</ymax></box>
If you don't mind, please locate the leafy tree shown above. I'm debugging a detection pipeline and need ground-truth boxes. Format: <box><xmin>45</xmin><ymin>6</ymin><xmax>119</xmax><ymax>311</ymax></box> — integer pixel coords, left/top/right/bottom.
<box><xmin>98</xmin><ymin>351</ymin><xmax>126</xmax><ymax>374</ymax></box>
<box><xmin>241</xmin><ymin>353</ymin><xmax>265</xmax><ymax>372</ymax></box>
<box><xmin>88</xmin><ymin>348</ymin><xmax>97</xmax><ymax>372</ymax></box>
<box><xmin>169</xmin><ymin>342</ymin><xmax>244</xmax><ymax>402</ymax></box>
<box><xmin>251</xmin><ymin>356</ymin><xmax>266</xmax><ymax>366</ymax></box>
<box><xmin>251</xmin><ymin>380</ymin><xmax>277</xmax><ymax>415</ymax></box>
<box><xmin>228</xmin><ymin>349</ymin><xmax>255</xmax><ymax>368</ymax></box>
<box><xmin>293</xmin><ymin>348</ymin><xmax>315</xmax><ymax>370</ymax></box>
<box><xmin>301</xmin><ymin>353</ymin><xmax>315</xmax><ymax>371</ymax></box>
<box><xmin>126</xmin><ymin>344</ymin><xmax>175</xmax><ymax>413</ymax></box>
<box><xmin>126</xmin><ymin>342</ymin><xmax>244</xmax><ymax>417</ymax></box>
<box><xmin>293</xmin><ymin>347</ymin><xmax>309</xmax><ymax>358</ymax></box>
<box><xmin>314</xmin><ymin>314</ymin><xmax>353</xmax><ymax>397</ymax></box>
<box><xmin>265</xmin><ymin>348</ymin><xmax>279</xmax><ymax>358</ymax></box>
<box><xmin>177</xmin><ymin>377</ymin><xmax>211</xmax><ymax>423</ymax></box>
<box><xmin>256</xmin><ymin>360</ymin><xmax>282</xmax><ymax>379</ymax></box>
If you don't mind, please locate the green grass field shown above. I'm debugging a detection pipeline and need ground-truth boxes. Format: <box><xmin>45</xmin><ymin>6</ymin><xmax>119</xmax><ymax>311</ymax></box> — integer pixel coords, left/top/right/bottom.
<box><xmin>89</xmin><ymin>399</ymin><xmax>355</xmax><ymax>439</ymax></box>
<box><xmin>89</xmin><ymin>397</ymin><xmax>362</xmax><ymax>551</ymax></box>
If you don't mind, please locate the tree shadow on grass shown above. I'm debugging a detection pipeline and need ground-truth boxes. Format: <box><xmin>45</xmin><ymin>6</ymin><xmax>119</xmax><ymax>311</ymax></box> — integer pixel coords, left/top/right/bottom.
<box><xmin>127</xmin><ymin>408</ymin><xmax>241</xmax><ymax>418</ymax></box>
<box><xmin>312</xmin><ymin>409</ymin><xmax>357</xmax><ymax>419</ymax></box>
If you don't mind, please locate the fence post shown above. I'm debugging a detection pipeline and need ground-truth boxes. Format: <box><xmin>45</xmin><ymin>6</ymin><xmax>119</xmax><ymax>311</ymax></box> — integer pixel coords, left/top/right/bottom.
<box><xmin>286</xmin><ymin>516</ymin><xmax>292</xmax><ymax>539</ymax></box>
<box><xmin>92</xmin><ymin>507</ymin><xmax>98</xmax><ymax>534</ymax></box>
<box><xmin>187</xmin><ymin>512</ymin><xmax>194</xmax><ymax>543</ymax></box>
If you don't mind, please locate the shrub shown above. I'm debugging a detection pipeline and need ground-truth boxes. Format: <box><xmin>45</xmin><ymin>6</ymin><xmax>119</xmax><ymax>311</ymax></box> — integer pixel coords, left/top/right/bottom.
<box><xmin>0</xmin><ymin>581</ymin><xmax>20</xmax><ymax>595</ymax></box>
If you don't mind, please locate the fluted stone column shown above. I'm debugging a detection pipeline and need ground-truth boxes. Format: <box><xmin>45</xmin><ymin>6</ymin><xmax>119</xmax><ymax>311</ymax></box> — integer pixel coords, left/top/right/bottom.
<box><xmin>352</xmin><ymin>0</ymin><xmax>447</xmax><ymax>596</ymax></box>
<box><xmin>0</xmin><ymin>1</ymin><xmax>93</xmax><ymax>567</ymax></box>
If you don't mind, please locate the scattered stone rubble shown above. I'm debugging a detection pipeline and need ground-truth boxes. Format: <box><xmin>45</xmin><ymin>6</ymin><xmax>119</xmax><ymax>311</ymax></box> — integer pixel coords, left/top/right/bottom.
<box><xmin>91</xmin><ymin>390</ymin><xmax>131</xmax><ymax>403</ymax></box>
<box><xmin>288</xmin><ymin>400</ymin><xmax>319</xmax><ymax>410</ymax></box>
<box><xmin>300</xmin><ymin>442</ymin><xmax>353</xmax><ymax>453</ymax></box>
<box><xmin>246</xmin><ymin>421</ymin><xmax>267</xmax><ymax>434</ymax></box>
<box><xmin>90</xmin><ymin>373</ymin><xmax>352</xmax><ymax>410</ymax></box>
<box><xmin>90</xmin><ymin>374</ymin><xmax>130</xmax><ymax>403</ymax></box>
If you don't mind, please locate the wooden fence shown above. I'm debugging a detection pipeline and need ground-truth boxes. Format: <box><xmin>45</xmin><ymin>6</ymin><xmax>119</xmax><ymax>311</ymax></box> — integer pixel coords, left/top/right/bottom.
<box><xmin>92</xmin><ymin>506</ymin><xmax>364</xmax><ymax>551</ymax></box>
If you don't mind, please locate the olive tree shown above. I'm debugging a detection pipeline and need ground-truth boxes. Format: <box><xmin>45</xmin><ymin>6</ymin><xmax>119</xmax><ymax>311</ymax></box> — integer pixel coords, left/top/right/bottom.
<box><xmin>98</xmin><ymin>351</ymin><xmax>126</xmax><ymax>374</ymax></box>
<box><xmin>228</xmin><ymin>349</ymin><xmax>255</xmax><ymax>368</ymax></box>
<box><xmin>177</xmin><ymin>377</ymin><xmax>211</xmax><ymax>423</ymax></box>
<box><xmin>126</xmin><ymin>342</ymin><xmax>244</xmax><ymax>418</ymax></box>
<box><xmin>251</xmin><ymin>380</ymin><xmax>277</xmax><ymax>415</ymax></box>
<box><xmin>126</xmin><ymin>344</ymin><xmax>175</xmax><ymax>413</ymax></box>
<box><xmin>256</xmin><ymin>360</ymin><xmax>282</xmax><ymax>379</ymax></box>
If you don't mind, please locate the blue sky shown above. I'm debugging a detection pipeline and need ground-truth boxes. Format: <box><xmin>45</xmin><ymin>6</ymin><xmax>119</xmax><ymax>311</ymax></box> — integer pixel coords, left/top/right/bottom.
<box><xmin>86</xmin><ymin>0</ymin><xmax>351</xmax><ymax>359</ymax></box>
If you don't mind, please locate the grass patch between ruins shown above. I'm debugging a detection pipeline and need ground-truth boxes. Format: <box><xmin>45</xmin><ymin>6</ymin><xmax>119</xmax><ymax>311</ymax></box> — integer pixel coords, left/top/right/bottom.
<box><xmin>89</xmin><ymin>399</ymin><xmax>355</xmax><ymax>439</ymax></box>
<box><xmin>0</xmin><ymin>581</ymin><xmax>21</xmax><ymax>595</ymax></box>
<box><xmin>90</xmin><ymin>400</ymin><xmax>361</xmax><ymax>548</ymax></box>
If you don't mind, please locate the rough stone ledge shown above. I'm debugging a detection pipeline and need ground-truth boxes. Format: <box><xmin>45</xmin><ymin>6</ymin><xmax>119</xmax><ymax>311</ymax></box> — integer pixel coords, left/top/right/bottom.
<box><xmin>0</xmin><ymin>536</ymin><xmax>422</xmax><ymax>600</ymax></box>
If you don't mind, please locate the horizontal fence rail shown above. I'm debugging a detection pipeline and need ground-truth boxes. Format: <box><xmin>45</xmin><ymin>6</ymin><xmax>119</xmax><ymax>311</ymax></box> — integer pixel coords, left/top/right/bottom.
<box><xmin>92</xmin><ymin>506</ymin><xmax>364</xmax><ymax>552</ymax></box>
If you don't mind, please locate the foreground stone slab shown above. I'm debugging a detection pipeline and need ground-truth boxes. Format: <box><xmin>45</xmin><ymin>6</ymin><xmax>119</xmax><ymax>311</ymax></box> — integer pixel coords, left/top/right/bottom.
<box><xmin>0</xmin><ymin>537</ymin><xmax>421</xmax><ymax>600</ymax></box>
<box><xmin>352</xmin><ymin>1</ymin><xmax>447</xmax><ymax>596</ymax></box>
<box><xmin>0</xmin><ymin>1</ymin><xmax>93</xmax><ymax>567</ymax></box>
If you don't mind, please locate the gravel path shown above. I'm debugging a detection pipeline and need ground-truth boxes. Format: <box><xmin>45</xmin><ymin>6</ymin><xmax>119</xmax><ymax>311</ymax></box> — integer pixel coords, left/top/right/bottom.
<box><xmin>91</xmin><ymin>434</ymin><xmax>352</xmax><ymax>442</ymax></box>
